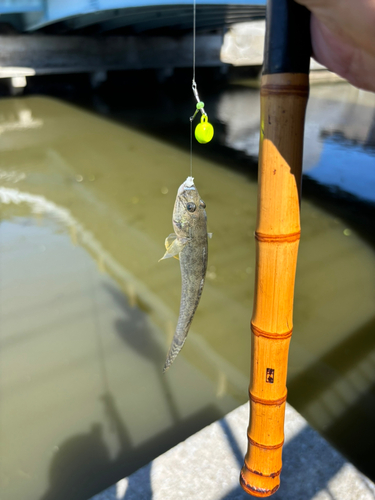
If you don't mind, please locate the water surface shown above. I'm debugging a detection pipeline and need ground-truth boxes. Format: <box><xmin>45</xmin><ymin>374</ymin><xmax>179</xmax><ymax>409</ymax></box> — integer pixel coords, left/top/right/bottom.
<box><xmin>0</xmin><ymin>81</ymin><xmax>374</xmax><ymax>499</ymax></box>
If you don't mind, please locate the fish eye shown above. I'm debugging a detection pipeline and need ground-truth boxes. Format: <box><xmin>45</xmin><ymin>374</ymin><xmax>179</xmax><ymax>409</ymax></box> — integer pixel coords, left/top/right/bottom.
<box><xmin>186</xmin><ymin>202</ymin><xmax>196</xmax><ymax>212</ymax></box>
<box><xmin>200</xmin><ymin>200</ymin><xmax>206</xmax><ymax>208</ymax></box>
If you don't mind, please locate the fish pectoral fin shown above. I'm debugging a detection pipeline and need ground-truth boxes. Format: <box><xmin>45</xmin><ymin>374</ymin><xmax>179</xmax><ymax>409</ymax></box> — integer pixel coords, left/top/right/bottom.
<box><xmin>165</xmin><ymin>233</ymin><xmax>177</xmax><ymax>250</ymax></box>
<box><xmin>208</xmin><ymin>232</ymin><xmax>213</xmax><ymax>239</ymax></box>
<box><xmin>159</xmin><ymin>234</ymin><xmax>188</xmax><ymax>261</ymax></box>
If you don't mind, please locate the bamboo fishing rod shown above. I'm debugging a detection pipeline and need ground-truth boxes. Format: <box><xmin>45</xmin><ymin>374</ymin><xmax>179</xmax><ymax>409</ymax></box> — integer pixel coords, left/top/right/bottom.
<box><xmin>240</xmin><ymin>0</ymin><xmax>311</xmax><ymax>496</ymax></box>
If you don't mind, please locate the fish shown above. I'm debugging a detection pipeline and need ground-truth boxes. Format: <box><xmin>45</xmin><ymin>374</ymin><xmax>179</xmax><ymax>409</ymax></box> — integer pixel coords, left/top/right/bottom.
<box><xmin>160</xmin><ymin>176</ymin><xmax>210</xmax><ymax>372</ymax></box>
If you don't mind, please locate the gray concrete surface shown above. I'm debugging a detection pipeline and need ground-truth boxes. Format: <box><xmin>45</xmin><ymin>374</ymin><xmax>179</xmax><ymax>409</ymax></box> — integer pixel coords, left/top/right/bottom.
<box><xmin>91</xmin><ymin>403</ymin><xmax>375</xmax><ymax>500</ymax></box>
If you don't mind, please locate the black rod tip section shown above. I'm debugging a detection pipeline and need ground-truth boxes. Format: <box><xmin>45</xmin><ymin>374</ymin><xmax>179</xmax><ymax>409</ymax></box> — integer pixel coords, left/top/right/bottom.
<box><xmin>263</xmin><ymin>0</ymin><xmax>311</xmax><ymax>75</ymax></box>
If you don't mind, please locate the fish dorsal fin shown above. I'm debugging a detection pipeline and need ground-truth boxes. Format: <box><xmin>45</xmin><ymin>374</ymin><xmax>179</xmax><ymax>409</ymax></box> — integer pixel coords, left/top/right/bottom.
<box><xmin>159</xmin><ymin>234</ymin><xmax>188</xmax><ymax>261</ymax></box>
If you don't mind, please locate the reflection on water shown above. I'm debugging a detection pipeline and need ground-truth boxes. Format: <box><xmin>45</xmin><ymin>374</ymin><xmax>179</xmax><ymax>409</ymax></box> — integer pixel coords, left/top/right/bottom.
<box><xmin>306</xmin><ymin>137</ymin><xmax>375</xmax><ymax>203</ymax></box>
<box><xmin>0</xmin><ymin>108</ymin><xmax>43</xmax><ymax>135</ymax></box>
<box><xmin>0</xmin><ymin>85</ymin><xmax>374</xmax><ymax>500</ymax></box>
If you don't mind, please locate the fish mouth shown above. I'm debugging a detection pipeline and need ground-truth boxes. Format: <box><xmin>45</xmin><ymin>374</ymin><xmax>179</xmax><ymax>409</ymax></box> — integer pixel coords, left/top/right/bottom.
<box><xmin>178</xmin><ymin>176</ymin><xmax>195</xmax><ymax>195</ymax></box>
<box><xmin>173</xmin><ymin>220</ymin><xmax>182</xmax><ymax>229</ymax></box>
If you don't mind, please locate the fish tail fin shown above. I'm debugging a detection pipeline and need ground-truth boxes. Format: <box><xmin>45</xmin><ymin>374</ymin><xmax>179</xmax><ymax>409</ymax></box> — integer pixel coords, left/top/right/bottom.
<box><xmin>163</xmin><ymin>337</ymin><xmax>186</xmax><ymax>373</ymax></box>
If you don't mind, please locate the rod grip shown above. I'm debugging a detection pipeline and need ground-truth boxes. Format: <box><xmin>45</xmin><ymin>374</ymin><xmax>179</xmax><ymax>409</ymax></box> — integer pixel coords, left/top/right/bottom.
<box><xmin>263</xmin><ymin>0</ymin><xmax>311</xmax><ymax>75</ymax></box>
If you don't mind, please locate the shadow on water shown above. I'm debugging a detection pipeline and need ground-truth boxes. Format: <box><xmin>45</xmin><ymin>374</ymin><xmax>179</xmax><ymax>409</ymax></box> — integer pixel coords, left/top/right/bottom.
<box><xmin>104</xmin><ymin>284</ymin><xmax>181</xmax><ymax>422</ymax></box>
<box><xmin>40</xmin><ymin>423</ymin><xmax>114</xmax><ymax>500</ymax></box>
<box><xmin>36</xmin><ymin>255</ymin><xmax>375</xmax><ymax>499</ymax></box>
<box><xmin>289</xmin><ymin>315</ymin><xmax>375</xmax><ymax>408</ymax></box>
<box><xmin>40</xmin><ymin>402</ymin><xmax>224</xmax><ymax>500</ymax></box>
<box><xmin>288</xmin><ymin>315</ymin><xmax>375</xmax><ymax>479</ymax></box>
<box><xmin>40</xmin><ymin>283</ymin><xmax>223</xmax><ymax>500</ymax></box>
<box><xmin>326</xmin><ymin>381</ymin><xmax>375</xmax><ymax>490</ymax></box>
<box><xmin>40</xmin><ymin>390</ymin><xmax>133</xmax><ymax>500</ymax></box>
<box><xmin>104</xmin><ymin>284</ymin><xmax>165</xmax><ymax>365</ymax></box>
<box><xmin>100</xmin><ymin>392</ymin><xmax>133</xmax><ymax>455</ymax></box>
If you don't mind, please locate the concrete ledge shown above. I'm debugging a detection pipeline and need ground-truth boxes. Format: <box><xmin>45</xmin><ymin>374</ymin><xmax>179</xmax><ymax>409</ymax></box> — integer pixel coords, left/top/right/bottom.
<box><xmin>91</xmin><ymin>403</ymin><xmax>375</xmax><ymax>500</ymax></box>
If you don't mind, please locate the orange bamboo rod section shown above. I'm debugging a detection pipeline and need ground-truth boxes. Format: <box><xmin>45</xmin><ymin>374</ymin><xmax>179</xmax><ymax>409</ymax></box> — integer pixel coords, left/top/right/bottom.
<box><xmin>240</xmin><ymin>73</ymin><xmax>309</xmax><ymax>497</ymax></box>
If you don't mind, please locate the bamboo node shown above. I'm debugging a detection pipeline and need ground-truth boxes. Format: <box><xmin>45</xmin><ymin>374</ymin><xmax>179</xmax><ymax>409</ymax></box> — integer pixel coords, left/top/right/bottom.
<box><xmin>240</xmin><ymin>470</ymin><xmax>280</xmax><ymax>497</ymax></box>
<box><xmin>255</xmin><ymin>231</ymin><xmax>301</xmax><ymax>243</ymax></box>
<box><xmin>251</xmin><ymin>322</ymin><xmax>293</xmax><ymax>340</ymax></box>
<box><xmin>242</xmin><ymin>462</ymin><xmax>282</xmax><ymax>478</ymax></box>
<box><xmin>260</xmin><ymin>83</ymin><xmax>309</xmax><ymax>97</ymax></box>
<box><xmin>248</xmin><ymin>436</ymin><xmax>285</xmax><ymax>450</ymax></box>
<box><xmin>249</xmin><ymin>391</ymin><xmax>287</xmax><ymax>406</ymax></box>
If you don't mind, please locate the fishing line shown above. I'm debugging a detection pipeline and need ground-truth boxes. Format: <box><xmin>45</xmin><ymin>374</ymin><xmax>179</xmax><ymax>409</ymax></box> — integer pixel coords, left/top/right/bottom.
<box><xmin>193</xmin><ymin>0</ymin><xmax>196</xmax><ymax>84</ymax></box>
<box><xmin>190</xmin><ymin>0</ymin><xmax>196</xmax><ymax>178</ymax></box>
<box><xmin>190</xmin><ymin>116</ymin><xmax>193</xmax><ymax>177</ymax></box>
<box><xmin>189</xmin><ymin>0</ymin><xmax>214</xmax><ymax>177</ymax></box>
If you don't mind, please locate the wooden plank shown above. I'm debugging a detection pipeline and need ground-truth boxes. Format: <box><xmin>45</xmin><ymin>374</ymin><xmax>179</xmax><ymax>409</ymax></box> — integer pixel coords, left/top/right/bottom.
<box><xmin>0</xmin><ymin>35</ymin><xmax>224</xmax><ymax>74</ymax></box>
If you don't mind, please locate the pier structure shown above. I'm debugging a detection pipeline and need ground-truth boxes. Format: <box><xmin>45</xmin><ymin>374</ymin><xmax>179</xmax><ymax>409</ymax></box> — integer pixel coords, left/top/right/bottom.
<box><xmin>0</xmin><ymin>0</ymin><xmax>265</xmax><ymax>81</ymax></box>
<box><xmin>0</xmin><ymin>1</ymin><xmax>339</xmax><ymax>89</ymax></box>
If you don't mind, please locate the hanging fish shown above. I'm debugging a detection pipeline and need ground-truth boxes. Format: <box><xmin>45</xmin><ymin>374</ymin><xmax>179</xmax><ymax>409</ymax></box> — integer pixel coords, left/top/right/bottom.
<box><xmin>160</xmin><ymin>176</ymin><xmax>210</xmax><ymax>372</ymax></box>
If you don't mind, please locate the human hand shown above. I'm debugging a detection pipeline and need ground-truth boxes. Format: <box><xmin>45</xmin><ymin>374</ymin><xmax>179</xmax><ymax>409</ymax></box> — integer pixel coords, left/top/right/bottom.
<box><xmin>294</xmin><ymin>0</ymin><xmax>375</xmax><ymax>92</ymax></box>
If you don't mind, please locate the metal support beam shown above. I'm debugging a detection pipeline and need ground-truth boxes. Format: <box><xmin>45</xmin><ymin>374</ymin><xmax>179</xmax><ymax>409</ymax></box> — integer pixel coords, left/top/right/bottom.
<box><xmin>0</xmin><ymin>0</ymin><xmax>42</xmax><ymax>14</ymax></box>
<box><xmin>0</xmin><ymin>35</ymin><xmax>224</xmax><ymax>74</ymax></box>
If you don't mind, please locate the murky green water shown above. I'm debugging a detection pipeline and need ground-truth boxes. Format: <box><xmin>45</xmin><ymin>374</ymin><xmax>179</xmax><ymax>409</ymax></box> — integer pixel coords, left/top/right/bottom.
<box><xmin>0</xmin><ymin>80</ymin><xmax>374</xmax><ymax>500</ymax></box>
